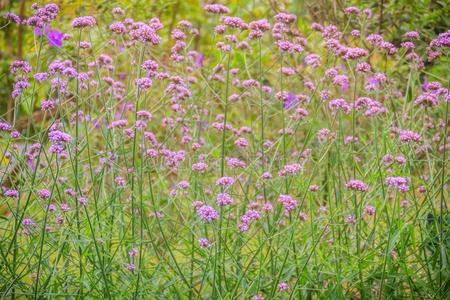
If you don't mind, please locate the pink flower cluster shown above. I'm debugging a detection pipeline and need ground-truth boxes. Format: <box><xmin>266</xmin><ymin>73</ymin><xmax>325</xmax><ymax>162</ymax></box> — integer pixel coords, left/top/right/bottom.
<box><xmin>72</xmin><ymin>16</ymin><xmax>96</xmax><ymax>28</ymax></box>
<box><xmin>196</xmin><ymin>205</ymin><xmax>219</xmax><ymax>223</ymax></box>
<box><xmin>278</xmin><ymin>194</ymin><xmax>298</xmax><ymax>215</ymax></box>
<box><xmin>238</xmin><ymin>210</ymin><xmax>261</xmax><ymax>232</ymax></box>
<box><xmin>385</xmin><ymin>177</ymin><xmax>411</xmax><ymax>192</ymax></box>
<box><xmin>345</xmin><ymin>180</ymin><xmax>369</xmax><ymax>192</ymax></box>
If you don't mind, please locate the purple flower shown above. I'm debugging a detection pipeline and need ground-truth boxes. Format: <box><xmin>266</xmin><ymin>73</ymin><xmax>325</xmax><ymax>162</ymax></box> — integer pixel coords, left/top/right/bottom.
<box><xmin>366</xmin><ymin>76</ymin><xmax>380</xmax><ymax>90</ymax></box>
<box><xmin>196</xmin><ymin>205</ymin><xmax>219</xmax><ymax>223</ymax></box>
<box><xmin>22</xmin><ymin>218</ymin><xmax>35</xmax><ymax>227</ymax></box>
<box><xmin>135</xmin><ymin>77</ymin><xmax>152</xmax><ymax>90</ymax></box>
<box><xmin>38</xmin><ymin>189</ymin><xmax>51</xmax><ymax>199</ymax></box>
<box><xmin>4</xmin><ymin>12</ymin><xmax>21</xmax><ymax>24</ymax></box>
<box><xmin>216</xmin><ymin>193</ymin><xmax>234</xmax><ymax>206</ymax></box>
<box><xmin>196</xmin><ymin>54</ymin><xmax>204</xmax><ymax>68</ymax></box>
<box><xmin>72</xmin><ymin>16</ymin><xmax>96</xmax><ymax>28</ymax></box>
<box><xmin>278</xmin><ymin>282</ymin><xmax>289</xmax><ymax>291</ymax></box>
<box><xmin>345</xmin><ymin>179</ymin><xmax>369</xmax><ymax>192</ymax></box>
<box><xmin>215</xmin><ymin>176</ymin><xmax>235</xmax><ymax>188</ymax></box>
<box><xmin>4</xmin><ymin>189</ymin><xmax>19</xmax><ymax>198</ymax></box>
<box><xmin>204</xmin><ymin>4</ymin><xmax>230</xmax><ymax>14</ymax></box>
<box><xmin>385</xmin><ymin>176</ymin><xmax>411</xmax><ymax>192</ymax></box>
<box><xmin>198</xmin><ymin>238</ymin><xmax>210</xmax><ymax>248</ymax></box>
<box><xmin>422</xmin><ymin>77</ymin><xmax>428</xmax><ymax>91</ymax></box>
<box><xmin>47</xmin><ymin>29</ymin><xmax>64</xmax><ymax>47</ymax></box>
<box><xmin>283</xmin><ymin>93</ymin><xmax>299</xmax><ymax>110</ymax></box>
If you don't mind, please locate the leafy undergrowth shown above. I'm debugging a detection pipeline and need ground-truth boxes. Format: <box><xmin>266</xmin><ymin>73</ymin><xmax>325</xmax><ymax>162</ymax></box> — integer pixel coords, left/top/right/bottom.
<box><xmin>1</xmin><ymin>2</ymin><xmax>449</xmax><ymax>299</ymax></box>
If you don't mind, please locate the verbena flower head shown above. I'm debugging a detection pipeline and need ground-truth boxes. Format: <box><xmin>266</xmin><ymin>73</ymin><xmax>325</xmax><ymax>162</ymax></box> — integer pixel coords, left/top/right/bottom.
<box><xmin>38</xmin><ymin>189</ymin><xmax>51</xmax><ymax>199</ymax></box>
<box><xmin>216</xmin><ymin>176</ymin><xmax>235</xmax><ymax>188</ymax></box>
<box><xmin>278</xmin><ymin>163</ymin><xmax>302</xmax><ymax>177</ymax></box>
<box><xmin>278</xmin><ymin>194</ymin><xmax>298</xmax><ymax>215</ymax></box>
<box><xmin>385</xmin><ymin>176</ymin><xmax>411</xmax><ymax>192</ymax></box>
<box><xmin>345</xmin><ymin>180</ymin><xmax>369</xmax><ymax>192</ymax></box>
<box><xmin>274</xmin><ymin>12</ymin><xmax>297</xmax><ymax>24</ymax></box>
<box><xmin>130</xmin><ymin>23</ymin><xmax>162</xmax><ymax>44</ymax></box>
<box><xmin>72</xmin><ymin>16</ymin><xmax>96</xmax><ymax>28</ymax></box>
<box><xmin>204</xmin><ymin>4</ymin><xmax>230</xmax><ymax>14</ymax></box>
<box><xmin>25</xmin><ymin>3</ymin><xmax>60</xmax><ymax>28</ymax></box>
<box><xmin>196</xmin><ymin>205</ymin><xmax>219</xmax><ymax>223</ymax></box>
<box><xmin>10</xmin><ymin>60</ymin><xmax>32</xmax><ymax>75</ymax></box>
<box><xmin>399</xmin><ymin>130</ymin><xmax>421</xmax><ymax>143</ymax></box>
<box><xmin>216</xmin><ymin>193</ymin><xmax>234</xmax><ymax>206</ymax></box>
<box><xmin>198</xmin><ymin>238</ymin><xmax>210</xmax><ymax>248</ymax></box>
<box><xmin>253</xmin><ymin>294</ymin><xmax>264</xmax><ymax>300</ymax></box>
<box><xmin>278</xmin><ymin>282</ymin><xmax>289</xmax><ymax>291</ymax></box>
<box><xmin>4</xmin><ymin>189</ymin><xmax>19</xmax><ymax>198</ymax></box>
<box><xmin>4</xmin><ymin>12</ymin><xmax>21</xmax><ymax>24</ymax></box>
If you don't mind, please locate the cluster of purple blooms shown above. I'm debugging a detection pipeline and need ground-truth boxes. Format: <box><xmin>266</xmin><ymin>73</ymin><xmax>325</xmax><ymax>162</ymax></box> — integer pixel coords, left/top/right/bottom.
<box><xmin>345</xmin><ymin>180</ymin><xmax>369</xmax><ymax>192</ymax></box>
<box><xmin>196</xmin><ymin>205</ymin><xmax>219</xmax><ymax>223</ymax></box>
<box><xmin>238</xmin><ymin>210</ymin><xmax>262</xmax><ymax>232</ymax></box>
<box><xmin>385</xmin><ymin>177</ymin><xmax>411</xmax><ymax>192</ymax></box>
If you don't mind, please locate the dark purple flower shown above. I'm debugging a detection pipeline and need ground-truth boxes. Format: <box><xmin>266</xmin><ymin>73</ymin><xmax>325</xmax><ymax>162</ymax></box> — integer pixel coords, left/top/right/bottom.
<box><xmin>283</xmin><ymin>92</ymin><xmax>299</xmax><ymax>110</ymax></box>
<box><xmin>47</xmin><ymin>29</ymin><xmax>64</xmax><ymax>47</ymax></box>
<box><xmin>421</xmin><ymin>77</ymin><xmax>428</xmax><ymax>91</ymax></box>
<box><xmin>196</xmin><ymin>54</ymin><xmax>204</xmax><ymax>68</ymax></box>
